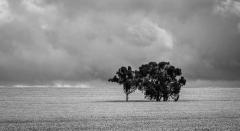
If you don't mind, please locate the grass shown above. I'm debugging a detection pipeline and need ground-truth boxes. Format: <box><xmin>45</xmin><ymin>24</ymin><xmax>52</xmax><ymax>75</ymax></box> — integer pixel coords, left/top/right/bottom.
<box><xmin>0</xmin><ymin>87</ymin><xmax>240</xmax><ymax>130</ymax></box>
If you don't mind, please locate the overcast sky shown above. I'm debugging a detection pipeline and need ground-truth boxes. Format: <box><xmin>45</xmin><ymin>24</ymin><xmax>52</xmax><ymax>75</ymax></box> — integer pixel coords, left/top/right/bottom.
<box><xmin>0</xmin><ymin>0</ymin><xmax>240</xmax><ymax>86</ymax></box>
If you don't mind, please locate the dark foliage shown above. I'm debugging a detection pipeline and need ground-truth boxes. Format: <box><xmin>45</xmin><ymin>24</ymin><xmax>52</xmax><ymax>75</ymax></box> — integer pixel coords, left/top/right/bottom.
<box><xmin>108</xmin><ymin>61</ymin><xmax>186</xmax><ymax>102</ymax></box>
<box><xmin>108</xmin><ymin>66</ymin><xmax>138</xmax><ymax>101</ymax></box>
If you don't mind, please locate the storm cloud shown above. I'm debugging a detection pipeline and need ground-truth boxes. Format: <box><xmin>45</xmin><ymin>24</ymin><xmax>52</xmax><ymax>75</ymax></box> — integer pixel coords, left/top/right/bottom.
<box><xmin>0</xmin><ymin>0</ymin><xmax>240</xmax><ymax>86</ymax></box>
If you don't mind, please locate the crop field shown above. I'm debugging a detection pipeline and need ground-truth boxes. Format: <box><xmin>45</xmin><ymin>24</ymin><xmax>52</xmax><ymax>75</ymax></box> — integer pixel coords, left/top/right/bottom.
<box><xmin>0</xmin><ymin>85</ymin><xmax>240</xmax><ymax>131</ymax></box>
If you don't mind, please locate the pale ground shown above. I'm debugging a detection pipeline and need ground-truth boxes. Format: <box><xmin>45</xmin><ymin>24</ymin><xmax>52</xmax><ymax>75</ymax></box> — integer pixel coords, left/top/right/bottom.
<box><xmin>0</xmin><ymin>85</ymin><xmax>240</xmax><ymax>131</ymax></box>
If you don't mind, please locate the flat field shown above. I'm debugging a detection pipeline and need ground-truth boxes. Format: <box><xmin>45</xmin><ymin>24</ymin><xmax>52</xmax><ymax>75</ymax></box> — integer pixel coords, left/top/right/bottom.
<box><xmin>0</xmin><ymin>86</ymin><xmax>240</xmax><ymax>131</ymax></box>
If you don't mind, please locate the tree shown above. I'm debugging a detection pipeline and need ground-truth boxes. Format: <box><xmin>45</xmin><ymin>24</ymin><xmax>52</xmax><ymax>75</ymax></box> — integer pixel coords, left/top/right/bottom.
<box><xmin>108</xmin><ymin>66</ymin><xmax>137</xmax><ymax>102</ymax></box>
<box><xmin>108</xmin><ymin>61</ymin><xmax>186</xmax><ymax>102</ymax></box>
<box><xmin>138</xmin><ymin>61</ymin><xmax>186</xmax><ymax>101</ymax></box>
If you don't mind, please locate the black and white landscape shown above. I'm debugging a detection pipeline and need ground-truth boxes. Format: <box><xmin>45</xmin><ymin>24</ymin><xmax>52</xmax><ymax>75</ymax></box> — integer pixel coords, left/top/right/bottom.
<box><xmin>0</xmin><ymin>0</ymin><xmax>240</xmax><ymax>130</ymax></box>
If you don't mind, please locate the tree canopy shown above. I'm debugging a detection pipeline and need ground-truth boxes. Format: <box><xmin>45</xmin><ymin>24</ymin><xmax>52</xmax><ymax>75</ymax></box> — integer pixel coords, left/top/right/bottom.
<box><xmin>108</xmin><ymin>61</ymin><xmax>186</xmax><ymax>102</ymax></box>
<box><xmin>108</xmin><ymin>66</ymin><xmax>138</xmax><ymax>101</ymax></box>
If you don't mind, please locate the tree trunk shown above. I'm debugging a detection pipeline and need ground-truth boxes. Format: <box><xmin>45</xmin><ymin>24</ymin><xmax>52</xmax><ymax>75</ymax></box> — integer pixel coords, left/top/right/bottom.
<box><xmin>156</xmin><ymin>91</ymin><xmax>160</xmax><ymax>101</ymax></box>
<box><xmin>126</xmin><ymin>93</ymin><xmax>129</xmax><ymax>102</ymax></box>
<box><xmin>163</xmin><ymin>94</ymin><xmax>168</xmax><ymax>101</ymax></box>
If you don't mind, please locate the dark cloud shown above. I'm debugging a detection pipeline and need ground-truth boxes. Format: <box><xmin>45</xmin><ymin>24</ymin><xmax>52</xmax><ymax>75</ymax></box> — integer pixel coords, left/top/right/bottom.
<box><xmin>0</xmin><ymin>0</ymin><xmax>240</xmax><ymax>86</ymax></box>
